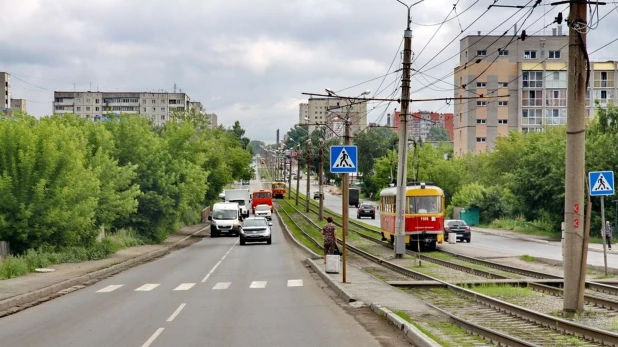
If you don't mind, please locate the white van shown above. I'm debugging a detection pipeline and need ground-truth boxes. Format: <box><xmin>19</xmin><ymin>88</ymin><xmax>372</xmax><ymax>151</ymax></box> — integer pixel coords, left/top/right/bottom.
<box><xmin>208</xmin><ymin>202</ymin><xmax>242</xmax><ymax>237</ymax></box>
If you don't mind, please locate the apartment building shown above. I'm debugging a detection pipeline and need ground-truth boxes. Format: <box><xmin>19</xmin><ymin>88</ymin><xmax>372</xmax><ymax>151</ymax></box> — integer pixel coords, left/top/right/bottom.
<box><xmin>392</xmin><ymin>110</ymin><xmax>454</xmax><ymax>142</ymax></box>
<box><xmin>454</xmin><ymin>29</ymin><xmax>618</xmax><ymax>156</ymax></box>
<box><xmin>10</xmin><ymin>99</ymin><xmax>26</xmax><ymax>113</ymax></box>
<box><xmin>53</xmin><ymin>91</ymin><xmax>191</xmax><ymax>126</ymax></box>
<box><xmin>299</xmin><ymin>97</ymin><xmax>368</xmax><ymax>138</ymax></box>
<box><xmin>0</xmin><ymin>72</ymin><xmax>9</xmax><ymax>110</ymax></box>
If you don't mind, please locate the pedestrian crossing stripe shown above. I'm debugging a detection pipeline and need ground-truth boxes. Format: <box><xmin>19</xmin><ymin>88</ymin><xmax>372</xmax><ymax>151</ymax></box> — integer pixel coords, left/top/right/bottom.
<box><xmin>95</xmin><ymin>280</ymin><xmax>305</xmax><ymax>293</ymax></box>
<box><xmin>592</xmin><ymin>173</ymin><xmax>612</xmax><ymax>192</ymax></box>
<box><xmin>332</xmin><ymin>148</ymin><xmax>355</xmax><ymax>168</ymax></box>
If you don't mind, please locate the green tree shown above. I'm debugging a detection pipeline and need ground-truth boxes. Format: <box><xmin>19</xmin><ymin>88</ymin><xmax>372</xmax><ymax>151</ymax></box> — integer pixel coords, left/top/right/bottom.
<box><xmin>428</xmin><ymin>126</ymin><xmax>449</xmax><ymax>142</ymax></box>
<box><xmin>354</xmin><ymin>127</ymin><xmax>397</xmax><ymax>178</ymax></box>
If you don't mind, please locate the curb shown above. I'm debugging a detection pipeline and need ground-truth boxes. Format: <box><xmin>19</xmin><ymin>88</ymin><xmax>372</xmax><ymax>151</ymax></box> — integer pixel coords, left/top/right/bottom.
<box><xmin>0</xmin><ymin>225</ymin><xmax>208</xmax><ymax>314</ymax></box>
<box><xmin>273</xmin><ymin>207</ymin><xmax>322</xmax><ymax>260</ymax></box>
<box><xmin>370</xmin><ymin>303</ymin><xmax>441</xmax><ymax>347</ymax></box>
<box><xmin>306</xmin><ymin>259</ymin><xmax>356</xmax><ymax>303</ymax></box>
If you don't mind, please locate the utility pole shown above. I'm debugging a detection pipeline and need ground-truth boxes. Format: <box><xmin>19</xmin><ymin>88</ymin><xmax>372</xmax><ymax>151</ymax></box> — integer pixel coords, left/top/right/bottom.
<box><xmin>563</xmin><ymin>0</ymin><xmax>588</xmax><ymax>315</ymax></box>
<box><xmin>394</xmin><ymin>0</ymin><xmax>420</xmax><ymax>258</ymax></box>
<box><xmin>319</xmin><ymin>139</ymin><xmax>324</xmax><ymax>221</ymax></box>
<box><xmin>306</xmin><ymin>140</ymin><xmax>312</xmax><ymax>213</ymax></box>
<box><xmin>342</xmin><ymin>117</ymin><xmax>350</xmax><ymax>283</ymax></box>
<box><xmin>296</xmin><ymin>147</ymin><xmax>301</xmax><ymax>206</ymax></box>
<box><xmin>287</xmin><ymin>154</ymin><xmax>292</xmax><ymax>199</ymax></box>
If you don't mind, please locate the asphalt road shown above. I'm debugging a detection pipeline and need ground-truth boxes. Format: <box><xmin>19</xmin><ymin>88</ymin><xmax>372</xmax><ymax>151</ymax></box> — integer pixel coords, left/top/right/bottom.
<box><xmin>298</xmin><ymin>178</ymin><xmax>618</xmax><ymax>267</ymax></box>
<box><xmin>0</xmin><ymin>183</ymin><xmax>385</xmax><ymax>346</ymax></box>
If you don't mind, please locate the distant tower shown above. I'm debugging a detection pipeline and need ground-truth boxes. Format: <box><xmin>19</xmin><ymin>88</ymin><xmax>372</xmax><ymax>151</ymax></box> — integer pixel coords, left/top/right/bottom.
<box><xmin>173</xmin><ymin>83</ymin><xmax>177</xmax><ymax>93</ymax></box>
<box><xmin>387</xmin><ymin>114</ymin><xmax>391</xmax><ymax>126</ymax></box>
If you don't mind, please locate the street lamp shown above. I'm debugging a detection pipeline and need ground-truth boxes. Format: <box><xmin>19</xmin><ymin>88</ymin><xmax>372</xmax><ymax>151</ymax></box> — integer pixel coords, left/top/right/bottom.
<box><xmin>305</xmin><ymin>139</ymin><xmax>312</xmax><ymax>213</ymax></box>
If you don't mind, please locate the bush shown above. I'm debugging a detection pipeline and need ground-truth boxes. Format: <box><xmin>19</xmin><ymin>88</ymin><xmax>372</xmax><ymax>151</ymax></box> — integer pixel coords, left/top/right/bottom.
<box><xmin>0</xmin><ymin>256</ymin><xmax>31</xmax><ymax>279</ymax></box>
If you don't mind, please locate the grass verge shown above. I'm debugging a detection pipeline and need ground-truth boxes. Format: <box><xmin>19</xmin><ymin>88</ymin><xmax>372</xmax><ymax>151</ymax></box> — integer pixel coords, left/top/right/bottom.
<box><xmin>0</xmin><ymin>229</ymin><xmax>145</xmax><ymax>280</ymax></box>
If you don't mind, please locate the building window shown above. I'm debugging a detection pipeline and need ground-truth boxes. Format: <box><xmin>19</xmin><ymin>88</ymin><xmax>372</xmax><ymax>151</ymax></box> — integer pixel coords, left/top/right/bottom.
<box><xmin>545</xmin><ymin>89</ymin><xmax>567</xmax><ymax>106</ymax></box>
<box><xmin>161</xmin><ymin>100</ymin><xmax>165</xmax><ymax>104</ymax></box>
<box><xmin>76</xmin><ymin>107</ymin><xmax>81</xmax><ymax>111</ymax></box>
<box><xmin>152</xmin><ymin>100</ymin><xmax>156</xmax><ymax>104</ymax></box>
<box><xmin>161</xmin><ymin>115</ymin><xmax>165</xmax><ymax>120</ymax></box>
<box><xmin>76</xmin><ymin>98</ymin><xmax>81</xmax><ymax>103</ymax></box>
<box><xmin>546</xmin><ymin>71</ymin><xmax>567</xmax><ymax>88</ymax></box>
<box><xmin>86</xmin><ymin>99</ymin><xmax>90</xmax><ymax>103</ymax></box>
<box><xmin>476</xmin><ymin>50</ymin><xmax>487</xmax><ymax>56</ymax></box>
<box><xmin>476</xmin><ymin>137</ymin><xmax>486</xmax><ymax>143</ymax></box>
<box><xmin>548</xmin><ymin>50</ymin><xmax>561</xmax><ymax>59</ymax></box>
<box><xmin>524</xmin><ymin>50</ymin><xmax>537</xmax><ymax>59</ymax></box>
<box><xmin>95</xmin><ymin>107</ymin><xmax>100</xmax><ymax>111</ymax></box>
<box><xmin>86</xmin><ymin>106</ymin><xmax>91</xmax><ymax>111</ymax></box>
<box><xmin>143</xmin><ymin>107</ymin><xmax>146</xmax><ymax>112</ymax></box>
<box><xmin>498</xmin><ymin>49</ymin><xmax>509</xmax><ymax>56</ymax></box>
<box><xmin>498</xmin><ymin>101</ymin><xmax>508</xmax><ymax>106</ymax></box>
<box><xmin>545</xmin><ymin>108</ymin><xmax>567</xmax><ymax>125</ymax></box>
<box><xmin>498</xmin><ymin>119</ymin><xmax>508</xmax><ymax>124</ymax></box>
<box><xmin>161</xmin><ymin>107</ymin><xmax>165</xmax><ymax>111</ymax></box>
<box><xmin>476</xmin><ymin>101</ymin><xmax>487</xmax><ymax>106</ymax></box>
<box><xmin>500</xmin><ymin>82</ymin><xmax>509</xmax><ymax>88</ymax></box>
<box><xmin>476</xmin><ymin>82</ymin><xmax>487</xmax><ymax>88</ymax></box>
<box><xmin>522</xmin><ymin>109</ymin><xmax>543</xmax><ymax>125</ymax></box>
<box><xmin>594</xmin><ymin>71</ymin><xmax>615</xmax><ymax>88</ymax></box>
<box><xmin>95</xmin><ymin>99</ymin><xmax>100</xmax><ymax>104</ymax></box>
<box><xmin>522</xmin><ymin>90</ymin><xmax>543</xmax><ymax>106</ymax></box>
<box><xmin>476</xmin><ymin>119</ymin><xmax>486</xmax><ymax>124</ymax></box>
<box><xmin>522</xmin><ymin>71</ymin><xmax>543</xmax><ymax>88</ymax></box>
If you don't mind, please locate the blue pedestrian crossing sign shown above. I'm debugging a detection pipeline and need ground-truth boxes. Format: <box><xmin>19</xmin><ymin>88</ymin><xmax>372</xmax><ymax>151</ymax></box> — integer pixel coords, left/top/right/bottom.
<box><xmin>330</xmin><ymin>145</ymin><xmax>357</xmax><ymax>173</ymax></box>
<box><xmin>589</xmin><ymin>171</ymin><xmax>615</xmax><ymax>196</ymax></box>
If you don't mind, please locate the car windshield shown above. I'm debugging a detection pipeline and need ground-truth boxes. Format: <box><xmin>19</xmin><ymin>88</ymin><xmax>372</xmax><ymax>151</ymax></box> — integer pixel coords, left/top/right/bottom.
<box><xmin>407</xmin><ymin>196</ymin><xmax>442</xmax><ymax>213</ymax></box>
<box><xmin>447</xmin><ymin>220</ymin><xmax>467</xmax><ymax>227</ymax></box>
<box><xmin>244</xmin><ymin>219</ymin><xmax>267</xmax><ymax>227</ymax></box>
<box><xmin>256</xmin><ymin>205</ymin><xmax>270</xmax><ymax>211</ymax></box>
<box><xmin>253</xmin><ymin>192</ymin><xmax>271</xmax><ymax>198</ymax></box>
<box><xmin>212</xmin><ymin>210</ymin><xmax>237</xmax><ymax>220</ymax></box>
<box><xmin>361</xmin><ymin>204</ymin><xmax>373</xmax><ymax>209</ymax></box>
<box><xmin>229</xmin><ymin>199</ymin><xmax>245</xmax><ymax>205</ymax></box>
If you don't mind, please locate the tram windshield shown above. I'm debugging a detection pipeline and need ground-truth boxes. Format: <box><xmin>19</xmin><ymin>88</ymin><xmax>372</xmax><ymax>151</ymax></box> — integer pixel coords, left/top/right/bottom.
<box><xmin>407</xmin><ymin>196</ymin><xmax>442</xmax><ymax>214</ymax></box>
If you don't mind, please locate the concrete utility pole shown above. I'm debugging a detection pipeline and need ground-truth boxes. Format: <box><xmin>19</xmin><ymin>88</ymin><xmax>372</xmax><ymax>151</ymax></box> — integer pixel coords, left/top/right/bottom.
<box><xmin>287</xmin><ymin>154</ymin><xmax>292</xmax><ymax>199</ymax></box>
<box><xmin>319</xmin><ymin>139</ymin><xmax>324</xmax><ymax>221</ymax></box>
<box><xmin>306</xmin><ymin>140</ymin><xmax>312</xmax><ymax>213</ymax></box>
<box><xmin>394</xmin><ymin>0</ymin><xmax>420</xmax><ymax>258</ymax></box>
<box><xmin>296</xmin><ymin>148</ymin><xmax>301</xmax><ymax>206</ymax></box>
<box><xmin>563</xmin><ymin>0</ymin><xmax>588</xmax><ymax>314</ymax></box>
<box><xmin>342</xmin><ymin>117</ymin><xmax>351</xmax><ymax>283</ymax></box>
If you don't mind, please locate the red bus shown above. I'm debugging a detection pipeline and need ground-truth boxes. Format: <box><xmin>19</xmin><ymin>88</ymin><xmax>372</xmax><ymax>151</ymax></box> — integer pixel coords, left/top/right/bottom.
<box><xmin>252</xmin><ymin>190</ymin><xmax>273</xmax><ymax>214</ymax></box>
<box><xmin>379</xmin><ymin>182</ymin><xmax>445</xmax><ymax>251</ymax></box>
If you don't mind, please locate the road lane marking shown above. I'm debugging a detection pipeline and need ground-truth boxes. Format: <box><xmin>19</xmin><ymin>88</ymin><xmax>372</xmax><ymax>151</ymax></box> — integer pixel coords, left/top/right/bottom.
<box><xmin>201</xmin><ymin>242</ymin><xmax>237</xmax><ymax>283</ymax></box>
<box><xmin>96</xmin><ymin>285</ymin><xmax>123</xmax><ymax>293</ymax></box>
<box><xmin>287</xmin><ymin>279</ymin><xmax>303</xmax><ymax>287</ymax></box>
<box><xmin>135</xmin><ymin>284</ymin><xmax>160</xmax><ymax>292</ymax></box>
<box><xmin>212</xmin><ymin>282</ymin><xmax>231</xmax><ymax>290</ymax></box>
<box><xmin>141</xmin><ymin>327</ymin><xmax>164</xmax><ymax>347</ymax></box>
<box><xmin>166</xmin><ymin>303</ymin><xmax>186</xmax><ymax>322</ymax></box>
<box><xmin>173</xmin><ymin>283</ymin><xmax>196</xmax><ymax>291</ymax></box>
<box><xmin>249</xmin><ymin>281</ymin><xmax>267</xmax><ymax>289</ymax></box>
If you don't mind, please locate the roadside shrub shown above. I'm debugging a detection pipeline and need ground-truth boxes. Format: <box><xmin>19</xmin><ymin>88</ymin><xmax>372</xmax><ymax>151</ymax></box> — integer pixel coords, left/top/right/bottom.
<box><xmin>0</xmin><ymin>256</ymin><xmax>30</xmax><ymax>279</ymax></box>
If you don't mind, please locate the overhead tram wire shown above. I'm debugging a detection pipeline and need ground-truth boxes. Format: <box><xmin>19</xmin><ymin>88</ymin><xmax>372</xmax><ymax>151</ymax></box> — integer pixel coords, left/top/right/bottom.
<box><xmin>415</xmin><ymin>0</ymin><xmax>537</xmax><ymax>78</ymax></box>
<box><xmin>334</xmin><ymin>70</ymin><xmax>401</xmax><ymax>95</ymax></box>
<box><xmin>410</xmin><ymin>0</ymin><xmax>480</xmax><ymax>26</ymax></box>
<box><xmin>372</xmin><ymin>37</ymin><xmax>404</xmax><ymax>100</ymax></box>
<box><xmin>411</xmin><ymin>1</ymin><xmax>460</xmax><ymax>66</ymax></box>
<box><xmin>411</xmin><ymin>3</ymin><xmax>571</xmax><ymax>95</ymax></box>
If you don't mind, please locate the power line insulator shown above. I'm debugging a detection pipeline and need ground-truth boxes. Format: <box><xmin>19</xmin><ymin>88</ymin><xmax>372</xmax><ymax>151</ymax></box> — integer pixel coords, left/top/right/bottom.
<box><xmin>521</xmin><ymin>30</ymin><xmax>527</xmax><ymax>41</ymax></box>
<box><xmin>555</xmin><ymin>12</ymin><xmax>563</xmax><ymax>25</ymax></box>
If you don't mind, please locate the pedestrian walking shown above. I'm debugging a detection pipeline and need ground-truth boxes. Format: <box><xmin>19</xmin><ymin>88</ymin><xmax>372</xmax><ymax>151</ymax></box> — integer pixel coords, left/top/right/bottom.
<box><xmin>321</xmin><ymin>216</ymin><xmax>338</xmax><ymax>263</ymax></box>
<box><xmin>602</xmin><ymin>220</ymin><xmax>613</xmax><ymax>250</ymax></box>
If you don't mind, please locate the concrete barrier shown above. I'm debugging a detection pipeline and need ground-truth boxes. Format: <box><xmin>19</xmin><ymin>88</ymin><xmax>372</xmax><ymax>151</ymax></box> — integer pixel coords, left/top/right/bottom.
<box><xmin>306</xmin><ymin>259</ymin><xmax>356</xmax><ymax>303</ymax></box>
<box><xmin>370</xmin><ymin>304</ymin><xmax>441</xmax><ymax>347</ymax></box>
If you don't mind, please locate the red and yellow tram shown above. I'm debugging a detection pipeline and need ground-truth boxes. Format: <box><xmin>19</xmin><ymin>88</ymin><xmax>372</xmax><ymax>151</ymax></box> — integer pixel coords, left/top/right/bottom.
<box><xmin>271</xmin><ymin>182</ymin><xmax>286</xmax><ymax>199</ymax></box>
<box><xmin>379</xmin><ymin>182</ymin><xmax>445</xmax><ymax>250</ymax></box>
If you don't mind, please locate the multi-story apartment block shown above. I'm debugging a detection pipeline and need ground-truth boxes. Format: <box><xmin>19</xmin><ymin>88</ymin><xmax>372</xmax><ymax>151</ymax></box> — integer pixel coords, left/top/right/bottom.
<box><xmin>53</xmin><ymin>91</ymin><xmax>191</xmax><ymax>126</ymax></box>
<box><xmin>299</xmin><ymin>98</ymin><xmax>368</xmax><ymax>138</ymax></box>
<box><xmin>205</xmin><ymin>113</ymin><xmax>218</xmax><ymax>128</ymax></box>
<box><xmin>10</xmin><ymin>99</ymin><xmax>26</xmax><ymax>113</ymax></box>
<box><xmin>391</xmin><ymin>110</ymin><xmax>454</xmax><ymax>142</ymax></box>
<box><xmin>454</xmin><ymin>29</ymin><xmax>618</xmax><ymax>156</ymax></box>
<box><xmin>0</xmin><ymin>72</ymin><xmax>10</xmax><ymax>110</ymax></box>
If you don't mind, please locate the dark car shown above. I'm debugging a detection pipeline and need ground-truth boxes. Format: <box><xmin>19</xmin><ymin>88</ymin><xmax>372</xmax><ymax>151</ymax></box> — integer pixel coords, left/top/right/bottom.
<box><xmin>357</xmin><ymin>203</ymin><xmax>376</xmax><ymax>219</ymax></box>
<box><xmin>313</xmin><ymin>191</ymin><xmax>323</xmax><ymax>200</ymax></box>
<box><xmin>240</xmin><ymin>217</ymin><xmax>272</xmax><ymax>245</ymax></box>
<box><xmin>444</xmin><ymin>219</ymin><xmax>471</xmax><ymax>243</ymax></box>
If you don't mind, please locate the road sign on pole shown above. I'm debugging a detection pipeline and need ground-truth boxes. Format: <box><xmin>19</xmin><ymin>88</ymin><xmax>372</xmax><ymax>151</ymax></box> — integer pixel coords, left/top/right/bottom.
<box><xmin>330</xmin><ymin>146</ymin><xmax>357</xmax><ymax>173</ymax></box>
<box><xmin>589</xmin><ymin>171</ymin><xmax>615</xmax><ymax>196</ymax></box>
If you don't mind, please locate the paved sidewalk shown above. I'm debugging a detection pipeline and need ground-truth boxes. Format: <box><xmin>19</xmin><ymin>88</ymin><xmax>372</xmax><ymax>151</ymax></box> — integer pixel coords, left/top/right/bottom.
<box><xmin>0</xmin><ymin>223</ymin><xmax>208</xmax><ymax>311</ymax></box>
<box><xmin>472</xmin><ymin>226</ymin><xmax>617</xmax><ymax>254</ymax></box>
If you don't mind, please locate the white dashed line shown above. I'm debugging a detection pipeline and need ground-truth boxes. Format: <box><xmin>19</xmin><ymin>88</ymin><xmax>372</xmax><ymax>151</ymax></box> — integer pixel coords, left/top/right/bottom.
<box><xmin>141</xmin><ymin>327</ymin><xmax>164</xmax><ymax>347</ymax></box>
<box><xmin>287</xmin><ymin>279</ymin><xmax>303</xmax><ymax>287</ymax></box>
<box><xmin>249</xmin><ymin>281</ymin><xmax>267</xmax><ymax>289</ymax></box>
<box><xmin>135</xmin><ymin>284</ymin><xmax>160</xmax><ymax>292</ymax></box>
<box><xmin>167</xmin><ymin>303</ymin><xmax>186</xmax><ymax>322</ymax></box>
<box><xmin>96</xmin><ymin>285</ymin><xmax>123</xmax><ymax>293</ymax></box>
<box><xmin>201</xmin><ymin>241</ymin><xmax>237</xmax><ymax>283</ymax></box>
<box><xmin>201</xmin><ymin>273</ymin><xmax>211</xmax><ymax>283</ymax></box>
<box><xmin>212</xmin><ymin>282</ymin><xmax>231</xmax><ymax>290</ymax></box>
<box><xmin>173</xmin><ymin>283</ymin><xmax>196</xmax><ymax>291</ymax></box>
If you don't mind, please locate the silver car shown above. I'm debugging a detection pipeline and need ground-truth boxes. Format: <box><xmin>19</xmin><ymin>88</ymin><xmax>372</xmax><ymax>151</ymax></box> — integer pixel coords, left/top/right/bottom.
<box><xmin>254</xmin><ymin>204</ymin><xmax>272</xmax><ymax>220</ymax></box>
<box><xmin>240</xmin><ymin>217</ymin><xmax>272</xmax><ymax>245</ymax></box>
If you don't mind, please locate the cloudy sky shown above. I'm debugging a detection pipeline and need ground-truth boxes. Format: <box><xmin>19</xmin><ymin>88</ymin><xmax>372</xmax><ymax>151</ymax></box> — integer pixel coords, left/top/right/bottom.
<box><xmin>2</xmin><ymin>0</ymin><xmax>617</xmax><ymax>142</ymax></box>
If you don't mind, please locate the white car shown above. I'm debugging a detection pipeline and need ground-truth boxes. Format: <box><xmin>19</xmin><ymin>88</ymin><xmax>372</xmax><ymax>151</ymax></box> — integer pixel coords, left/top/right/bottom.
<box><xmin>254</xmin><ymin>204</ymin><xmax>272</xmax><ymax>220</ymax></box>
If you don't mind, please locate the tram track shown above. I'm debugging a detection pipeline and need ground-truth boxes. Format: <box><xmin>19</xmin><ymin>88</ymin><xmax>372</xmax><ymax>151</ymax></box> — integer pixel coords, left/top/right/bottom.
<box><xmin>276</xmin><ymin>198</ymin><xmax>618</xmax><ymax>346</ymax></box>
